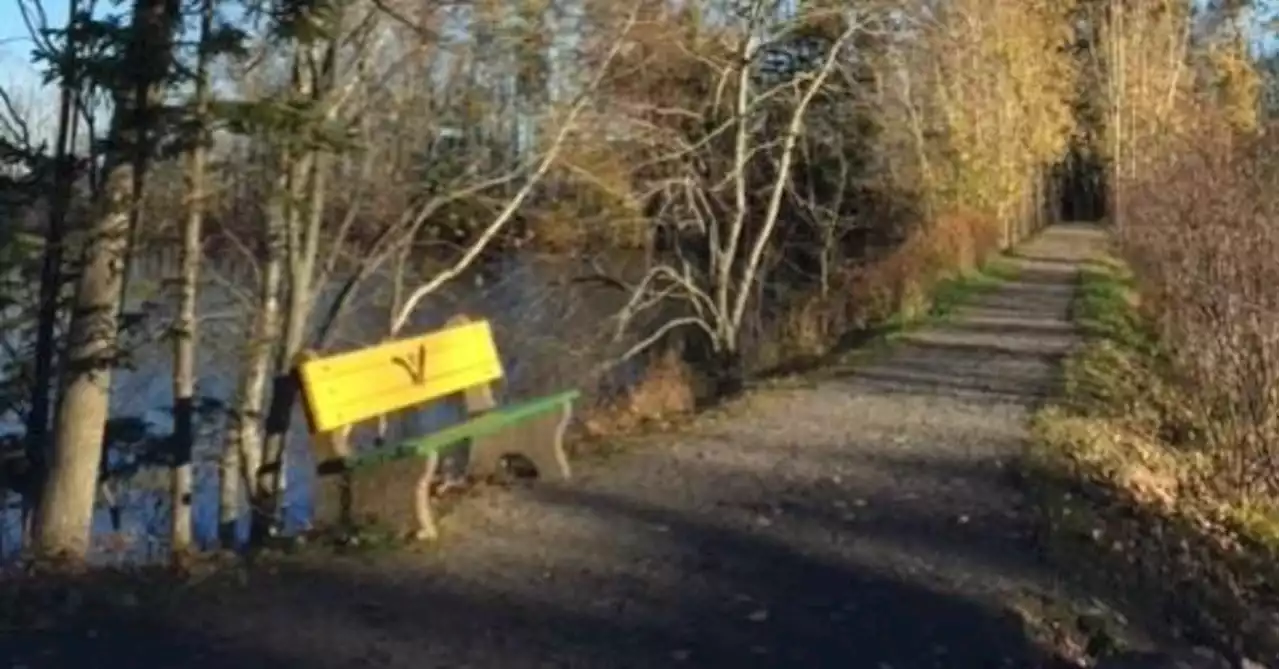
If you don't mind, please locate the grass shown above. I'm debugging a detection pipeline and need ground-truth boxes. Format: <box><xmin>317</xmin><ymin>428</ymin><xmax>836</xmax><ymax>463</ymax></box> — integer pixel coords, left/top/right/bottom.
<box><xmin>820</xmin><ymin>254</ymin><xmax>1020</xmax><ymax>371</ymax></box>
<box><xmin>923</xmin><ymin>255</ymin><xmax>1019</xmax><ymax>319</ymax></box>
<box><xmin>748</xmin><ymin>255</ymin><xmax>1018</xmax><ymax>390</ymax></box>
<box><xmin>1022</xmin><ymin>255</ymin><xmax>1279</xmax><ymax>666</ymax></box>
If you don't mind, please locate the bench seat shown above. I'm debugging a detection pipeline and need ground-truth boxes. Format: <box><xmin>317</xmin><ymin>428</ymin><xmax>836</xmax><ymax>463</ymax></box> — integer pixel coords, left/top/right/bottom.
<box><xmin>318</xmin><ymin>389</ymin><xmax>580</xmax><ymax>475</ymax></box>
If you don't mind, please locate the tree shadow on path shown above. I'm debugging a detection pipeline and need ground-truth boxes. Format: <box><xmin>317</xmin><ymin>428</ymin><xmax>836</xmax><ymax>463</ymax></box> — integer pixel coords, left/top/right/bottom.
<box><xmin>2</xmin><ymin>486</ymin><xmax>1075</xmax><ymax>669</ymax></box>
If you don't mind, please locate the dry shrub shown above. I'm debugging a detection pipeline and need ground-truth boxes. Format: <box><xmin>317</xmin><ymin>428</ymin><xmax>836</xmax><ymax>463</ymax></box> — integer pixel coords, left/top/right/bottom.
<box><xmin>776</xmin><ymin>293</ymin><xmax>833</xmax><ymax>360</ymax></box>
<box><xmin>841</xmin><ymin>210</ymin><xmax>1003</xmax><ymax>328</ymax></box>
<box><xmin>927</xmin><ymin>210</ymin><xmax>990</xmax><ymax>275</ymax></box>
<box><xmin>526</xmin><ymin>211</ymin><xmax>588</xmax><ymax>252</ymax></box>
<box><xmin>1039</xmin><ymin>426</ymin><xmax>1278</xmax><ymax>658</ymax></box>
<box><xmin>525</xmin><ymin>200</ymin><xmax>650</xmax><ymax>253</ymax></box>
<box><xmin>748</xmin><ymin>291</ymin><xmax>835</xmax><ymax>373</ymax></box>
<box><xmin>962</xmin><ymin>211</ymin><xmax>1005</xmax><ymax>262</ymax></box>
<box><xmin>580</xmin><ymin>348</ymin><xmax>697</xmax><ymax>437</ymax></box>
<box><xmin>1030</xmin><ymin>409</ymin><xmax>1278</xmax><ymax>663</ymax></box>
<box><xmin>1118</xmin><ymin>119</ymin><xmax>1278</xmax><ymax>501</ymax></box>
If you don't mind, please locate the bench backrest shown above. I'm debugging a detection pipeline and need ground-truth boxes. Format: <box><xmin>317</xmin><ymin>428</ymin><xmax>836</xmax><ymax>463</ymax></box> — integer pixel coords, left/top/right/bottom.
<box><xmin>297</xmin><ymin>319</ymin><xmax>504</xmax><ymax>433</ymax></box>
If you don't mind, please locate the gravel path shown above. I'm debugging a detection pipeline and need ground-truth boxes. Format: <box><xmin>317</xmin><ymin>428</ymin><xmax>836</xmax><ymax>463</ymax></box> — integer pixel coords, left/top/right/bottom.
<box><xmin>5</xmin><ymin>224</ymin><xmax>1111</xmax><ymax>669</ymax></box>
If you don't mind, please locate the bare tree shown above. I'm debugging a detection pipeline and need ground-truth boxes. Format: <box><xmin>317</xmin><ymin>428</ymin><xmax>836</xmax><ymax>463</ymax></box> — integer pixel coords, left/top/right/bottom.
<box><xmin>168</xmin><ymin>0</ymin><xmax>215</xmax><ymax>557</ymax></box>
<box><xmin>604</xmin><ymin>3</ymin><xmax>867</xmax><ymax>392</ymax></box>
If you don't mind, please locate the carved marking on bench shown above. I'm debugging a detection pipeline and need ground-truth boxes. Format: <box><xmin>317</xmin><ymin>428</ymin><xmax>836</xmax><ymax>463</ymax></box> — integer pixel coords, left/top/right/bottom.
<box><xmin>390</xmin><ymin>344</ymin><xmax>427</xmax><ymax>386</ymax></box>
<box><xmin>296</xmin><ymin>321</ymin><xmax>503</xmax><ymax>432</ymax></box>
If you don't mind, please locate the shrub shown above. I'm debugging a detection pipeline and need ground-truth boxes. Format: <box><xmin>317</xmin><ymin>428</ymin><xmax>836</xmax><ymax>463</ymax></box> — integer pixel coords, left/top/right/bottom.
<box><xmin>1117</xmin><ymin>120</ymin><xmax>1278</xmax><ymax>501</ymax></box>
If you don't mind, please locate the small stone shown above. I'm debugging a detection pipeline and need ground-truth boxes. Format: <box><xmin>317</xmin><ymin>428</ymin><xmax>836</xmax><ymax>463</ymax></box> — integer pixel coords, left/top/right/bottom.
<box><xmin>670</xmin><ymin>649</ymin><xmax>691</xmax><ymax>662</ymax></box>
<box><xmin>747</xmin><ymin>608</ymin><xmax>769</xmax><ymax>622</ymax></box>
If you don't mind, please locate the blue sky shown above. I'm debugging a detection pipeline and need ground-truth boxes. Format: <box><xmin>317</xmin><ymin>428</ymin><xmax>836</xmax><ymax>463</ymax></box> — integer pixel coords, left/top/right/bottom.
<box><xmin>2</xmin><ymin>0</ymin><xmax>1277</xmax><ymax>111</ymax></box>
<box><xmin>0</xmin><ymin>0</ymin><xmax>67</xmax><ymax>98</ymax></box>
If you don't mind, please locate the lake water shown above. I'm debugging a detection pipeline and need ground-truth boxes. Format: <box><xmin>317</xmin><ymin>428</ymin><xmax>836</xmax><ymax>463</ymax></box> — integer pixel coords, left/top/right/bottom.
<box><xmin>0</xmin><ymin>247</ymin><xmax>652</xmax><ymax>562</ymax></box>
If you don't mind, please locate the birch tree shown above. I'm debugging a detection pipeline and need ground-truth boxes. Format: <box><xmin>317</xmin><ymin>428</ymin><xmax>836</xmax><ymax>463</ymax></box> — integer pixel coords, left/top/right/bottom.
<box><xmin>168</xmin><ymin>0</ymin><xmax>217</xmax><ymax>556</ymax></box>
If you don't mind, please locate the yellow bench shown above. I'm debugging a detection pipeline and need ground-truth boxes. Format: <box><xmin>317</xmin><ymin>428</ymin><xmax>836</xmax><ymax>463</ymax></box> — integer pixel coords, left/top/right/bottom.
<box><xmin>297</xmin><ymin>315</ymin><xmax>578</xmax><ymax>540</ymax></box>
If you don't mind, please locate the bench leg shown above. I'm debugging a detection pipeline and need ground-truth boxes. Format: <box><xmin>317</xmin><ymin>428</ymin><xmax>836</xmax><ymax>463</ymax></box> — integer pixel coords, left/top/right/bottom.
<box><xmin>530</xmin><ymin>401</ymin><xmax>573</xmax><ymax>483</ymax></box>
<box><xmin>412</xmin><ymin>452</ymin><xmax>440</xmax><ymax>541</ymax></box>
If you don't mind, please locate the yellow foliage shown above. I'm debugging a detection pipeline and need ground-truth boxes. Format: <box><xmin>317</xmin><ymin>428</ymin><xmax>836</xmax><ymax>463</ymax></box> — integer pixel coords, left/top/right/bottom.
<box><xmin>531</xmin><ymin>119</ymin><xmax>652</xmax><ymax>251</ymax></box>
<box><xmin>1207</xmin><ymin>37</ymin><xmax>1263</xmax><ymax>134</ymax></box>
<box><xmin>921</xmin><ymin>0</ymin><xmax>1078</xmax><ymax>237</ymax></box>
<box><xmin>841</xmin><ymin>211</ymin><xmax>1003</xmax><ymax>328</ymax></box>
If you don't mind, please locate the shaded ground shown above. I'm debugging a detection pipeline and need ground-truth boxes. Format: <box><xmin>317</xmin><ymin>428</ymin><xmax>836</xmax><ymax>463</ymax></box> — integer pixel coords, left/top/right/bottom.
<box><xmin>3</xmin><ymin>224</ymin><xmax>1120</xmax><ymax>669</ymax></box>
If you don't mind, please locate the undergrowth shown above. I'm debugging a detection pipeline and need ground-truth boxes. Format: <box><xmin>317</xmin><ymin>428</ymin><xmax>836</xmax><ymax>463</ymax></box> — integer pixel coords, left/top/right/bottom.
<box><xmin>1024</xmin><ymin>257</ymin><xmax>1278</xmax><ymax>666</ymax></box>
<box><xmin>831</xmin><ymin>254</ymin><xmax>1019</xmax><ymax>367</ymax></box>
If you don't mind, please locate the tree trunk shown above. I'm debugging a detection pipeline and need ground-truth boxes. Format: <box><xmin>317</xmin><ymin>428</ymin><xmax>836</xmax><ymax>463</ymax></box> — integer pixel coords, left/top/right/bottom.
<box><xmin>251</xmin><ymin>146</ymin><xmax>326</xmax><ymax>544</ymax></box>
<box><xmin>222</xmin><ymin>165</ymin><xmax>286</xmax><ymax>548</ymax></box>
<box><xmin>709</xmin><ymin>348</ymin><xmax>746</xmax><ymax>399</ymax></box>
<box><xmin>34</xmin><ymin>161</ymin><xmax>135</xmax><ymax>558</ymax></box>
<box><xmin>251</xmin><ymin>41</ymin><xmax>336</xmax><ymax>541</ymax></box>
<box><xmin>169</xmin><ymin>0</ymin><xmax>212</xmax><ymax>557</ymax></box>
<box><xmin>22</xmin><ymin>0</ymin><xmax>82</xmax><ymax>545</ymax></box>
<box><xmin>34</xmin><ymin>0</ymin><xmax>179</xmax><ymax>560</ymax></box>
<box><xmin>216</xmin><ymin>431</ymin><xmax>240</xmax><ymax>547</ymax></box>
<box><xmin>245</xmin><ymin>151</ymin><xmax>296</xmax><ymax>545</ymax></box>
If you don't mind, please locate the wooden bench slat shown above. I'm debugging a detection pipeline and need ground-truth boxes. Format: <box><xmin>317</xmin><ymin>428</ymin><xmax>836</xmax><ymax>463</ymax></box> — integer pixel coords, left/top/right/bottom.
<box><xmin>298</xmin><ymin>320</ymin><xmax>503</xmax><ymax>433</ymax></box>
<box><xmin>345</xmin><ymin>390</ymin><xmax>581</xmax><ymax>471</ymax></box>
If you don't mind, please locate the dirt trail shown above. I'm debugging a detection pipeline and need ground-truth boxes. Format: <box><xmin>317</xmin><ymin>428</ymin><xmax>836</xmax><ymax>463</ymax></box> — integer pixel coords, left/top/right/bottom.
<box><xmin>5</xmin><ymin>224</ymin><xmax>1115</xmax><ymax>669</ymax></box>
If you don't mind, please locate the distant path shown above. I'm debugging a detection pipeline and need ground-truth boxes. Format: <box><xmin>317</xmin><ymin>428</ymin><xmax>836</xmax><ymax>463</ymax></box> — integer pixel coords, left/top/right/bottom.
<box><xmin>5</xmin><ymin>224</ymin><xmax>1112</xmax><ymax>669</ymax></box>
